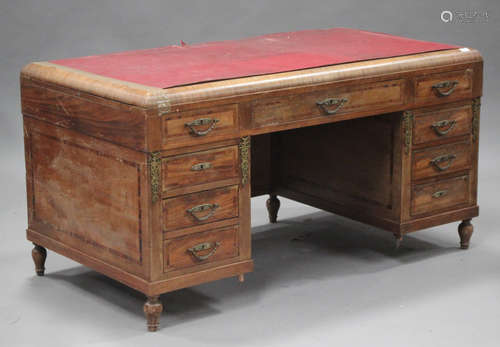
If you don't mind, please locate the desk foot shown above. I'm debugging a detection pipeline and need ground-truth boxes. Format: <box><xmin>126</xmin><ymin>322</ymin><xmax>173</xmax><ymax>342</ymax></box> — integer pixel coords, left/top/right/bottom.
<box><xmin>394</xmin><ymin>235</ymin><xmax>403</xmax><ymax>249</ymax></box>
<box><xmin>238</xmin><ymin>274</ymin><xmax>245</xmax><ymax>282</ymax></box>
<box><xmin>266</xmin><ymin>194</ymin><xmax>280</xmax><ymax>223</ymax></box>
<box><xmin>144</xmin><ymin>296</ymin><xmax>163</xmax><ymax>332</ymax></box>
<box><xmin>458</xmin><ymin>219</ymin><xmax>474</xmax><ymax>249</ymax></box>
<box><xmin>32</xmin><ymin>243</ymin><xmax>47</xmax><ymax>276</ymax></box>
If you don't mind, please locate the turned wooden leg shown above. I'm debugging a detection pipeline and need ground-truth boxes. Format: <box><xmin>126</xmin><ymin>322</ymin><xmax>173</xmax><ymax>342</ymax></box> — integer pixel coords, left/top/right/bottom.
<box><xmin>238</xmin><ymin>274</ymin><xmax>245</xmax><ymax>283</ymax></box>
<box><xmin>458</xmin><ymin>219</ymin><xmax>474</xmax><ymax>249</ymax></box>
<box><xmin>144</xmin><ymin>296</ymin><xmax>163</xmax><ymax>332</ymax></box>
<box><xmin>266</xmin><ymin>194</ymin><xmax>280</xmax><ymax>223</ymax></box>
<box><xmin>32</xmin><ymin>243</ymin><xmax>47</xmax><ymax>276</ymax></box>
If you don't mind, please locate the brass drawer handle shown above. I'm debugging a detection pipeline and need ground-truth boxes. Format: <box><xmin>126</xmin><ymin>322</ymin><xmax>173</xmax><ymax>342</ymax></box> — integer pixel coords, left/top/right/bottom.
<box><xmin>187</xmin><ymin>203</ymin><xmax>220</xmax><ymax>221</ymax></box>
<box><xmin>191</xmin><ymin>162</ymin><xmax>212</xmax><ymax>171</ymax></box>
<box><xmin>431</xmin><ymin>119</ymin><xmax>456</xmax><ymax>136</ymax></box>
<box><xmin>430</xmin><ymin>154</ymin><xmax>457</xmax><ymax>171</ymax></box>
<box><xmin>432</xmin><ymin>190</ymin><xmax>448</xmax><ymax>199</ymax></box>
<box><xmin>185</xmin><ymin>118</ymin><xmax>220</xmax><ymax>136</ymax></box>
<box><xmin>187</xmin><ymin>241</ymin><xmax>221</xmax><ymax>261</ymax></box>
<box><xmin>316</xmin><ymin>97</ymin><xmax>348</xmax><ymax>115</ymax></box>
<box><xmin>432</xmin><ymin>81</ymin><xmax>459</xmax><ymax>97</ymax></box>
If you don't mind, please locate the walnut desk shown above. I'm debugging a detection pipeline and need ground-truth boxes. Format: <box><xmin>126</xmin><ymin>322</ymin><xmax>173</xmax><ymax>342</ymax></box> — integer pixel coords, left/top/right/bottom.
<box><xmin>20</xmin><ymin>28</ymin><xmax>482</xmax><ymax>331</ymax></box>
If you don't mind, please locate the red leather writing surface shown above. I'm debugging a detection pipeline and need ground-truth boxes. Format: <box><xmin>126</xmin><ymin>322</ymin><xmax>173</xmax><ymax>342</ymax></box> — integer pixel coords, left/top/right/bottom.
<box><xmin>51</xmin><ymin>28</ymin><xmax>459</xmax><ymax>89</ymax></box>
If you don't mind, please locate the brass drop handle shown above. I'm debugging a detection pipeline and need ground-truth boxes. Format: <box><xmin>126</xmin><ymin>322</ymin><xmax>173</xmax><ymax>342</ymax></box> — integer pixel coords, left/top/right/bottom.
<box><xmin>430</xmin><ymin>154</ymin><xmax>457</xmax><ymax>171</ymax></box>
<box><xmin>432</xmin><ymin>190</ymin><xmax>448</xmax><ymax>199</ymax></box>
<box><xmin>431</xmin><ymin>119</ymin><xmax>456</xmax><ymax>136</ymax></box>
<box><xmin>432</xmin><ymin>81</ymin><xmax>459</xmax><ymax>97</ymax></box>
<box><xmin>187</xmin><ymin>203</ymin><xmax>220</xmax><ymax>221</ymax></box>
<box><xmin>316</xmin><ymin>97</ymin><xmax>348</xmax><ymax>115</ymax></box>
<box><xmin>187</xmin><ymin>241</ymin><xmax>221</xmax><ymax>261</ymax></box>
<box><xmin>185</xmin><ymin>118</ymin><xmax>219</xmax><ymax>136</ymax></box>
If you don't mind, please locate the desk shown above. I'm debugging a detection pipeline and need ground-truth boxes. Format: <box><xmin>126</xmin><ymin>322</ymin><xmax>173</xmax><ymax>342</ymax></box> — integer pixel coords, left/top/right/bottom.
<box><xmin>20</xmin><ymin>28</ymin><xmax>482</xmax><ymax>331</ymax></box>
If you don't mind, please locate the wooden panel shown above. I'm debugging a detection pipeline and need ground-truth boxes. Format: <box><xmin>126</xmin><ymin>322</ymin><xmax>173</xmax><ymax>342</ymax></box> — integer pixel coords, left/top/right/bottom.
<box><xmin>21</xmin><ymin>78</ymin><xmax>147</xmax><ymax>151</ymax></box>
<box><xmin>251</xmin><ymin>79</ymin><xmax>405</xmax><ymax>128</ymax></box>
<box><xmin>29</xmin><ymin>130</ymin><xmax>142</xmax><ymax>264</ymax></box>
<box><xmin>250</xmin><ymin>134</ymin><xmax>271</xmax><ymax>196</ymax></box>
<box><xmin>277</xmin><ymin>116</ymin><xmax>396</xmax><ymax>215</ymax></box>
<box><xmin>411</xmin><ymin>175</ymin><xmax>470</xmax><ymax>216</ymax></box>
<box><xmin>151</xmin><ymin>260</ymin><xmax>253</xmax><ymax>295</ymax></box>
<box><xmin>162</xmin><ymin>105</ymin><xmax>239</xmax><ymax>149</ymax></box>
<box><xmin>413</xmin><ymin>104</ymin><xmax>472</xmax><ymax>144</ymax></box>
<box><xmin>162</xmin><ymin>186</ymin><xmax>239</xmax><ymax>232</ymax></box>
<box><xmin>278</xmin><ymin>188</ymin><xmax>401</xmax><ymax>233</ymax></box>
<box><xmin>402</xmin><ymin>206</ymin><xmax>478</xmax><ymax>233</ymax></box>
<box><xmin>27</xmin><ymin>229</ymin><xmax>152</xmax><ymax>294</ymax></box>
<box><xmin>415</xmin><ymin>69</ymin><xmax>473</xmax><ymax>103</ymax></box>
<box><xmin>412</xmin><ymin>140</ymin><xmax>472</xmax><ymax>180</ymax></box>
<box><xmin>163</xmin><ymin>225</ymin><xmax>239</xmax><ymax>272</ymax></box>
<box><xmin>162</xmin><ymin>145</ymin><xmax>239</xmax><ymax>192</ymax></box>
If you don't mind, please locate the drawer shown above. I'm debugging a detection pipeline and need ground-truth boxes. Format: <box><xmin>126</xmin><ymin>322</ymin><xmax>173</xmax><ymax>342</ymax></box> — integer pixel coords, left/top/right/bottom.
<box><xmin>162</xmin><ymin>105</ymin><xmax>239</xmax><ymax>149</ymax></box>
<box><xmin>412</xmin><ymin>141</ymin><xmax>472</xmax><ymax>180</ymax></box>
<box><xmin>163</xmin><ymin>225</ymin><xmax>239</xmax><ymax>272</ymax></box>
<box><xmin>411</xmin><ymin>175</ymin><xmax>470</xmax><ymax>216</ymax></box>
<box><xmin>162</xmin><ymin>145</ymin><xmax>239</xmax><ymax>191</ymax></box>
<box><xmin>251</xmin><ymin>79</ymin><xmax>405</xmax><ymax>128</ymax></box>
<box><xmin>415</xmin><ymin>69</ymin><xmax>472</xmax><ymax>103</ymax></box>
<box><xmin>413</xmin><ymin>104</ymin><xmax>473</xmax><ymax>144</ymax></box>
<box><xmin>163</xmin><ymin>186</ymin><xmax>239</xmax><ymax>232</ymax></box>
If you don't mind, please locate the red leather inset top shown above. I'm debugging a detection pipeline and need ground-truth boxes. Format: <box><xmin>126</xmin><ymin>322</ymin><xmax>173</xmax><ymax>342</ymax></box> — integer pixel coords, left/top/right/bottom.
<box><xmin>51</xmin><ymin>28</ymin><xmax>459</xmax><ymax>89</ymax></box>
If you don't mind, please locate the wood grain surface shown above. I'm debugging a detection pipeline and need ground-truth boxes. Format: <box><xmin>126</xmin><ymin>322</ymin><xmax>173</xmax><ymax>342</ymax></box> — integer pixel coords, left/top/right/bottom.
<box><xmin>162</xmin><ymin>146</ymin><xmax>239</xmax><ymax>192</ymax></box>
<box><xmin>411</xmin><ymin>175</ymin><xmax>470</xmax><ymax>216</ymax></box>
<box><xmin>163</xmin><ymin>225</ymin><xmax>239</xmax><ymax>272</ymax></box>
<box><xmin>413</xmin><ymin>103</ymin><xmax>473</xmax><ymax>144</ymax></box>
<box><xmin>412</xmin><ymin>140</ymin><xmax>472</xmax><ymax>180</ymax></box>
<box><xmin>162</xmin><ymin>185</ymin><xmax>239</xmax><ymax>232</ymax></box>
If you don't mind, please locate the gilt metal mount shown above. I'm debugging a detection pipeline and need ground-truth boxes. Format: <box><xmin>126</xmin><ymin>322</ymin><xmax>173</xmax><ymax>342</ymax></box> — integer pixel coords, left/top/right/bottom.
<box><xmin>403</xmin><ymin>111</ymin><xmax>413</xmax><ymax>155</ymax></box>
<box><xmin>472</xmin><ymin>97</ymin><xmax>480</xmax><ymax>142</ymax></box>
<box><xmin>148</xmin><ymin>151</ymin><xmax>161</xmax><ymax>203</ymax></box>
<box><xmin>239</xmin><ymin>136</ymin><xmax>250</xmax><ymax>185</ymax></box>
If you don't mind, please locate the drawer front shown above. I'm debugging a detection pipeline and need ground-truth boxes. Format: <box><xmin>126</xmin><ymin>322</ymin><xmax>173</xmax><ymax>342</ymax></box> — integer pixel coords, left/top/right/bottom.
<box><xmin>411</xmin><ymin>175</ymin><xmax>470</xmax><ymax>216</ymax></box>
<box><xmin>412</xmin><ymin>141</ymin><xmax>472</xmax><ymax>180</ymax></box>
<box><xmin>413</xmin><ymin>104</ymin><xmax>473</xmax><ymax>145</ymax></box>
<box><xmin>251</xmin><ymin>79</ymin><xmax>405</xmax><ymax>128</ymax></box>
<box><xmin>163</xmin><ymin>225</ymin><xmax>239</xmax><ymax>272</ymax></box>
<box><xmin>163</xmin><ymin>186</ymin><xmax>239</xmax><ymax>232</ymax></box>
<box><xmin>162</xmin><ymin>105</ymin><xmax>239</xmax><ymax>149</ymax></box>
<box><xmin>162</xmin><ymin>145</ymin><xmax>239</xmax><ymax>191</ymax></box>
<box><xmin>415</xmin><ymin>69</ymin><xmax>472</xmax><ymax>103</ymax></box>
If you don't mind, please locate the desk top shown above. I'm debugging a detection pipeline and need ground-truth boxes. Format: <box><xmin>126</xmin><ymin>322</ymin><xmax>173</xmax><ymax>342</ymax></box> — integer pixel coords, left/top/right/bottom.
<box><xmin>49</xmin><ymin>28</ymin><xmax>458</xmax><ymax>89</ymax></box>
<box><xmin>22</xmin><ymin>29</ymin><xmax>481</xmax><ymax>109</ymax></box>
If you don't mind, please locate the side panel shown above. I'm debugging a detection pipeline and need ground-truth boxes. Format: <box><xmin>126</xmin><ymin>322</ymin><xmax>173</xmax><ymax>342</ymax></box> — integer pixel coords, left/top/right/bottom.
<box><xmin>250</xmin><ymin>134</ymin><xmax>272</xmax><ymax>197</ymax></box>
<box><xmin>24</xmin><ymin>117</ymin><xmax>150</xmax><ymax>278</ymax></box>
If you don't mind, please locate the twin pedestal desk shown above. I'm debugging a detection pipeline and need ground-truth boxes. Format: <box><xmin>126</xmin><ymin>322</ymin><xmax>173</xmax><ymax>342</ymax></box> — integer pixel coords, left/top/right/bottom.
<box><xmin>20</xmin><ymin>28</ymin><xmax>482</xmax><ymax>331</ymax></box>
